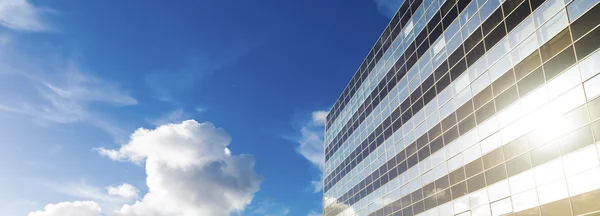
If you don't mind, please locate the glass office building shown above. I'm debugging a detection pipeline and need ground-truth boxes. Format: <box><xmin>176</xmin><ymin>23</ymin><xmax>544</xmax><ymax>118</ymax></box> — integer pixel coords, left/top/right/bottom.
<box><xmin>322</xmin><ymin>0</ymin><xmax>600</xmax><ymax>214</ymax></box>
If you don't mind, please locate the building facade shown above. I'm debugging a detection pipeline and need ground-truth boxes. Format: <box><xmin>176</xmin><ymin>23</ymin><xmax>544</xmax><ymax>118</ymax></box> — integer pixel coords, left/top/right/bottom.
<box><xmin>322</xmin><ymin>0</ymin><xmax>600</xmax><ymax>214</ymax></box>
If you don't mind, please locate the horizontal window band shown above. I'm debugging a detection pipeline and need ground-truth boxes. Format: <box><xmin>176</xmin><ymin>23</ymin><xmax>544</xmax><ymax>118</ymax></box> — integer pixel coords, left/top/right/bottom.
<box><xmin>328</xmin><ymin>17</ymin><xmax>600</xmax><ymax>209</ymax></box>
<box><xmin>326</xmin><ymin>0</ymin><xmax>424</xmax><ymax>131</ymax></box>
<box><xmin>326</xmin><ymin>0</ymin><xmax>468</xmax><ymax>161</ymax></box>
<box><xmin>325</xmin><ymin>0</ymin><xmax>534</xmax><ymax>192</ymax></box>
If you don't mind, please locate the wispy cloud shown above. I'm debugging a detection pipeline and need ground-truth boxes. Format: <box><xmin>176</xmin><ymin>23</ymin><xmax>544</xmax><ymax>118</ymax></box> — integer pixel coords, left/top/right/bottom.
<box><xmin>373</xmin><ymin>0</ymin><xmax>404</xmax><ymax>18</ymax></box>
<box><xmin>0</xmin><ymin>34</ymin><xmax>136</xmax><ymax>138</ymax></box>
<box><xmin>294</xmin><ymin>110</ymin><xmax>327</xmax><ymax>193</ymax></box>
<box><xmin>45</xmin><ymin>181</ymin><xmax>134</xmax><ymax>205</ymax></box>
<box><xmin>245</xmin><ymin>199</ymin><xmax>290</xmax><ymax>216</ymax></box>
<box><xmin>0</xmin><ymin>0</ymin><xmax>51</xmax><ymax>32</ymax></box>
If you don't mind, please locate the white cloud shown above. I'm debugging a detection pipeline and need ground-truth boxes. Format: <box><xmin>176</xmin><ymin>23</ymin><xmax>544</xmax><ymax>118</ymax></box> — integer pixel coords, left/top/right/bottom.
<box><xmin>97</xmin><ymin>120</ymin><xmax>262</xmax><ymax>216</ymax></box>
<box><xmin>28</xmin><ymin>201</ymin><xmax>101</xmax><ymax>216</ymax></box>
<box><xmin>295</xmin><ymin>110</ymin><xmax>327</xmax><ymax>193</ymax></box>
<box><xmin>311</xmin><ymin>111</ymin><xmax>328</xmax><ymax>126</ymax></box>
<box><xmin>0</xmin><ymin>0</ymin><xmax>50</xmax><ymax>31</ymax></box>
<box><xmin>297</xmin><ymin>110</ymin><xmax>327</xmax><ymax>171</ymax></box>
<box><xmin>106</xmin><ymin>184</ymin><xmax>139</xmax><ymax>199</ymax></box>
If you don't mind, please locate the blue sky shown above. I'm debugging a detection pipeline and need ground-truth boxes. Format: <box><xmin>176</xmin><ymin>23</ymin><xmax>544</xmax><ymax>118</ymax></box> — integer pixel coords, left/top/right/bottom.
<box><xmin>0</xmin><ymin>0</ymin><xmax>401</xmax><ymax>215</ymax></box>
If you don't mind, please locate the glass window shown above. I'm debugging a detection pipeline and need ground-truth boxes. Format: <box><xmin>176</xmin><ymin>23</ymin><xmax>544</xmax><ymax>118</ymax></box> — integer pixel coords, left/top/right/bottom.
<box><xmin>465</xmin><ymin>157</ymin><xmax>484</xmax><ymax>177</ymax></box>
<box><xmin>432</xmin><ymin>36</ymin><xmax>447</xmax><ymax>56</ymax></box>
<box><xmin>403</xmin><ymin>20</ymin><xmax>415</xmax><ymax>37</ymax></box>
<box><xmin>579</xmin><ymin>50</ymin><xmax>600</xmax><ymax>81</ymax></box>
<box><xmin>540</xmin><ymin>198</ymin><xmax>572</xmax><ymax>216</ymax></box>
<box><xmin>514</xmin><ymin>51</ymin><xmax>541</xmax><ymax>80</ymax></box>
<box><xmin>495</xmin><ymin>85</ymin><xmax>519</xmax><ymax>111</ymax></box>
<box><xmin>574</xmin><ymin>24</ymin><xmax>600</xmax><ymax>60</ymax></box>
<box><xmin>509</xmin><ymin>16</ymin><xmax>535</xmax><ymax>48</ymax></box>
<box><xmin>480</xmin><ymin>0</ymin><xmax>501</xmax><ymax>21</ymax></box>
<box><xmin>472</xmin><ymin>71</ymin><xmax>491</xmax><ymax>95</ymax></box>
<box><xmin>426</xmin><ymin>1</ymin><xmax>440</xmax><ymax>20</ymax></box>
<box><xmin>467</xmin><ymin>41</ymin><xmax>486</xmax><ymax>67</ymax></box>
<box><xmin>538</xmin><ymin>179</ymin><xmax>569</xmax><ymax>205</ymax></box>
<box><xmin>563</xmin><ymin>144</ymin><xmax>599</xmax><ymax>177</ymax></box>
<box><xmin>492</xmin><ymin>69</ymin><xmax>516</xmax><ymax>94</ymax></box>
<box><xmin>548</xmin><ymin>65</ymin><xmax>580</xmax><ymax>99</ymax></box>
<box><xmin>506</xmin><ymin>153</ymin><xmax>532</xmax><ymax>177</ymax></box>
<box><xmin>481</xmin><ymin>133</ymin><xmax>502</xmax><ymax>154</ymax></box>
<box><xmin>447</xmin><ymin>35</ymin><xmax>464</xmax><ymax>56</ymax></box>
<box><xmin>461</xmin><ymin>1</ymin><xmax>479</xmax><ymax>25</ymax></box>
<box><xmin>543</xmin><ymin>46</ymin><xmax>576</xmax><ymax>80</ymax></box>
<box><xmin>511</xmin><ymin>33</ymin><xmax>539</xmax><ymax>64</ymax></box>
<box><xmin>567</xmin><ymin>166</ymin><xmax>600</xmax><ymax>196</ymax></box>
<box><xmin>476</xmin><ymin>101</ymin><xmax>497</xmax><ymax>125</ymax></box>
<box><xmin>413</xmin><ymin>5</ymin><xmax>425</xmax><ymax>23</ymax></box>
<box><xmin>474</xmin><ymin>86</ymin><xmax>494</xmax><ymax>110</ymax></box>
<box><xmin>462</xmin><ymin>14</ymin><xmax>482</xmax><ymax>38</ymax></box>
<box><xmin>518</xmin><ymin>68</ymin><xmax>545</xmax><ymax>96</ymax></box>
<box><xmin>512</xmin><ymin>189</ymin><xmax>539</xmax><ymax>212</ymax></box>
<box><xmin>509</xmin><ymin>171</ymin><xmax>536</xmax><ymax>194</ymax></box>
<box><xmin>540</xmin><ymin>28</ymin><xmax>572</xmax><ymax>62</ymax></box>
<box><xmin>585</xmin><ymin>74</ymin><xmax>600</xmax><ymax>100</ymax></box>
<box><xmin>570</xmin><ymin>1</ymin><xmax>600</xmax><ymax>40</ymax></box>
<box><xmin>511</xmin><ymin>5</ymin><xmax>532</xmax><ymax>32</ymax></box>
<box><xmin>537</xmin><ymin>10</ymin><xmax>569</xmax><ymax>44</ymax></box>
<box><xmin>490</xmin><ymin>55</ymin><xmax>513</xmax><ymax>81</ymax></box>
<box><xmin>570</xmin><ymin>188</ymin><xmax>600</xmax><ymax>215</ymax></box>
<box><xmin>453</xmin><ymin>195</ymin><xmax>470</xmax><ymax>214</ymax></box>
<box><xmin>459</xmin><ymin>114</ymin><xmax>477</xmax><ymax>135</ymax></box>
<box><xmin>497</xmin><ymin>101</ymin><xmax>523</xmax><ymax>128</ymax></box>
<box><xmin>457</xmin><ymin>100</ymin><xmax>475</xmax><ymax>122</ymax></box>
<box><xmin>485</xmin><ymin>23</ymin><xmax>507</xmax><ymax>51</ymax></box>
<box><xmin>530</xmin><ymin>141</ymin><xmax>561</xmax><ymax>167</ymax></box>
<box><xmin>445</xmin><ymin>19</ymin><xmax>462</xmax><ymax>40</ymax></box>
<box><xmin>491</xmin><ymin>197</ymin><xmax>513</xmax><ymax>216</ymax></box>
<box><xmin>482</xmin><ymin>8</ymin><xmax>505</xmax><ymax>35</ymax></box>
<box><xmin>534</xmin><ymin>0</ymin><xmax>565</xmax><ymax>27</ymax></box>
<box><xmin>488</xmin><ymin>180</ymin><xmax>510</xmax><ymax>202</ymax></box>
<box><xmin>415</xmin><ymin>15</ymin><xmax>427</xmax><ymax>33</ymax></box>
<box><xmin>486</xmin><ymin>164</ymin><xmax>508</xmax><ymax>185</ymax></box>
<box><xmin>434</xmin><ymin>49</ymin><xmax>448</xmax><ymax>68</ymax></box>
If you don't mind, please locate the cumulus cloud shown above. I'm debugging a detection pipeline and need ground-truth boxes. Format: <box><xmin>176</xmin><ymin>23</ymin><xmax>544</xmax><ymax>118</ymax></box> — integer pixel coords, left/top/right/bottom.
<box><xmin>295</xmin><ymin>110</ymin><xmax>327</xmax><ymax>193</ymax></box>
<box><xmin>0</xmin><ymin>0</ymin><xmax>50</xmax><ymax>31</ymax></box>
<box><xmin>106</xmin><ymin>184</ymin><xmax>139</xmax><ymax>199</ymax></box>
<box><xmin>28</xmin><ymin>201</ymin><xmax>101</xmax><ymax>216</ymax></box>
<box><xmin>96</xmin><ymin>120</ymin><xmax>262</xmax><ymax>216</ymax></box>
